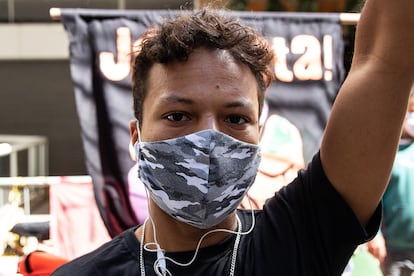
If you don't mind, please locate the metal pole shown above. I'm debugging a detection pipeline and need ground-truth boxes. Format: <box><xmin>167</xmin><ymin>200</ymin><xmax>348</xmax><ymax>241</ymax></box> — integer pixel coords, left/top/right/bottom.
<box><xmin>7</xmin><ymin>0</ymin><xmax>15</xmax><ymax>22</ymax></box>
<box><xmin>38</xmin><ymin>143</ymin><xmax>47</xmax><ymax>176</ymax></box>
<box><xmin>23</xmin><ymin>186</ymin><xmax>30</xmax><ymax>215</ymax></box>
<box><xmin>28</xmin><ymin>147</ymin><xmax>36</xmax><ymax>176</ymax></box>
<box><xmin>118</xmin><ymin>0</ymin><xmax>126</xmax><ymax>9</ymax></box>
<box><xmin>48</xmin><ymin>7</ymin><xmax>361</xmax><ymax>25</ymax></box>
<box><xmin>10</xmin><ymin>151</ymin><xmax>17</xmax><ymax>177</ymax></box>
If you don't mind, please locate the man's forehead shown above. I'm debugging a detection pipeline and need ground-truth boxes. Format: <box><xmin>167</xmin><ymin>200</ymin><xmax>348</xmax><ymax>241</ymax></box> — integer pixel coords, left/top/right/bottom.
<box><xmin>146</xmin><ymin>49</ymin><xmax>253</xmax><ymax>85</ymax></box>
<box><xmin>156</xmin><ymin>93</ymin><xmax>255</xmax><ymax>107</ymax></box>
<box><xmin>150</xmin><ymin>48</ymin><xmax>238</xmax><ymax>69</ymax></box>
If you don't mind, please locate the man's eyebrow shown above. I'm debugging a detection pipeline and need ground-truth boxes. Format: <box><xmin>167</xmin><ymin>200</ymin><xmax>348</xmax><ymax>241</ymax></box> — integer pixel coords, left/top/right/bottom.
<box><xmin>224</xmin><ymin>99</ymin><xmax>252</xmax><ymax>109</ymax></box>
<box><xmin>159</xmin><ymin>95</ymin><xmax>194</xmax><ymax>105</ymax></box>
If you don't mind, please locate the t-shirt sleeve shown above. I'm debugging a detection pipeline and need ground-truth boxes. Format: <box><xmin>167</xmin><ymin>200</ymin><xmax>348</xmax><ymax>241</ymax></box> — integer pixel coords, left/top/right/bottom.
<box><xmin>306</xmin><ymin>152</ymin><xmax>381</xmax><ymax>269</ymax></box>
<box><xmin>302</xmin><ymin>152</ymin><xmax>381</xmax><ymax>239</ymax></box>
<box><xmin>260</xmin><ymin>151</ymin><xmax>381</xmax><ymax>275</ymax></box>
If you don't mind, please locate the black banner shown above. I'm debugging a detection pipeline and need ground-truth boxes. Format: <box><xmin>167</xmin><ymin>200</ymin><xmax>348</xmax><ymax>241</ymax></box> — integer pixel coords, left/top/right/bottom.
<box><xmin>61</xmin><ymin>9</ymin><xmax>344</xmax><ymax>237</ymax></box>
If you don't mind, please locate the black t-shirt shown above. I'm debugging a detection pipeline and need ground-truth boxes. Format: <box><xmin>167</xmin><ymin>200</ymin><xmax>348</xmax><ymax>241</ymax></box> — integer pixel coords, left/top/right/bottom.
<box><xmin>52</xmin><ymin>153</ymin><xmax>381</xmax><ymax>275</ymax></box>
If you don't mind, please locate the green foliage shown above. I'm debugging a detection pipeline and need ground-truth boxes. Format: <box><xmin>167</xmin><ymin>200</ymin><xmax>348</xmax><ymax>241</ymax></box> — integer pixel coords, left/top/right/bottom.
<box><xmin>346</xmin><ymin>0</ymin><xmax>365</xmax><ymax>12</ymax></box>
<box><xmin>229</xmin><ymin>0</ymin><xmax>248</xmax><ymax>10</ymax></box>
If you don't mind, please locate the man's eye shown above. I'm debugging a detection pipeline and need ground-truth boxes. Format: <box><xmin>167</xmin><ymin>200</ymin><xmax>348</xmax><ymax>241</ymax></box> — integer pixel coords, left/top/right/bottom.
<box><xmin>225</xmin><ymin>115</ymin><xmax>248</xmax><ymax>125</ymax></box>
<box><xmin>165</xmin><ymin>113</ymin><xmax>189</xmax><ymax>122</ymax></box>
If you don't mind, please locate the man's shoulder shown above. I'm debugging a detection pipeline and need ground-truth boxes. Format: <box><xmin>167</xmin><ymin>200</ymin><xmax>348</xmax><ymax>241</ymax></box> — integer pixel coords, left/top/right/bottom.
<box><xmin>52</xmin><ymin>227</ymin><xmax>138</xmax><ymax>275</ymax></box>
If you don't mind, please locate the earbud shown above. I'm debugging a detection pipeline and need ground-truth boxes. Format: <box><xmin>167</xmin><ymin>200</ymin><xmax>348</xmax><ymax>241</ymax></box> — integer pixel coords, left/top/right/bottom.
<box><xmin>156</xmin><ymin>244</ymin><xmax>167</xmax><ymax>275</ymax></box>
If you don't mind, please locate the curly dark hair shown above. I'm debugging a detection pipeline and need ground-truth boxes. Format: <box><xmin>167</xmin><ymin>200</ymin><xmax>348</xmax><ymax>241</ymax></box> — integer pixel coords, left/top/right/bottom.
<box><xmin>132</xmin><ymin>8</ymin><xmax>275</xmax><ymax>125</ymax></box>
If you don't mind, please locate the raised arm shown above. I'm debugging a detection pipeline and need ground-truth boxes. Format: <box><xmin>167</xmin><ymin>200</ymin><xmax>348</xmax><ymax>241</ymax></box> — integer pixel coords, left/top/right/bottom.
<box><xmin>320</xmin><ymin>0</ymin><xmax>414</xmax><ymax>225</ymax></box>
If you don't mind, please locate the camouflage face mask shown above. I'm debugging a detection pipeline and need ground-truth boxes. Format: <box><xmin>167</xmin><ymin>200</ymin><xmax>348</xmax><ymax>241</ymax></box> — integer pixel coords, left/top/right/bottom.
<box><xmin>134</xmin><ymin>129</ymin><xmax>261</xmax><ymax>229</ymax></box>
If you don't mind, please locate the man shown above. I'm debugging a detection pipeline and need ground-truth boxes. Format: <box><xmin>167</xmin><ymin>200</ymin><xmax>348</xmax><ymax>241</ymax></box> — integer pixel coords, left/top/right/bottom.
<box><xmin>52</xmin><ymin>0</ymin><xmax>414</xmax><ymax>275</ymax></box>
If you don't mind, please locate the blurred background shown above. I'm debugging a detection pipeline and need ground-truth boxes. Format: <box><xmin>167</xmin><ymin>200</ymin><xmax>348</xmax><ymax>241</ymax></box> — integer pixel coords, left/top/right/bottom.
<box><xmin>0</xmin><ymin>0</ymin><xmax>362</xmax><ymax>217</ymax></box>
<box><xmin>0</xmin><ymin>0</ymin><xmax>363</xmax><ymax>178</ymax></box>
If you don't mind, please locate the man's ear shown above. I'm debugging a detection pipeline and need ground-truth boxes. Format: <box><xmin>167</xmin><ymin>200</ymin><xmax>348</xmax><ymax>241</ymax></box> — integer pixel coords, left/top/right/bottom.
<box><xmin>129</xmin><ymin>119</ymin><xmax>138</xmax><ymax>161</ymax></box>
<box><xmin>129</xmin><ymin>119</ymin><xmax>138</xmax><ymax>144</ymax></box>
<box><xmin>259</xmin><ymin>124</ymin><xmax>264</xmax><ymax>136</ymax></box>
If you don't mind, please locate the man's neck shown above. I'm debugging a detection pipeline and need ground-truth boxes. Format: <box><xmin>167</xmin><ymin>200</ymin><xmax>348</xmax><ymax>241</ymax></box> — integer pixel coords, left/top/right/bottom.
<box><xmin>135</xmin><ymin>199</ymin><xmax>238</xmax><ymax>252</ymax></box>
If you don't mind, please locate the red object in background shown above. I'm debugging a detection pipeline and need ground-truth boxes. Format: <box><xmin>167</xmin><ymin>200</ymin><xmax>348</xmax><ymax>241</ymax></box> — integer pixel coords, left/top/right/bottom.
<box><xmin>18</xmin><ymin>251</ymin><xmax>69</xmax><ymax>276</ymax></box>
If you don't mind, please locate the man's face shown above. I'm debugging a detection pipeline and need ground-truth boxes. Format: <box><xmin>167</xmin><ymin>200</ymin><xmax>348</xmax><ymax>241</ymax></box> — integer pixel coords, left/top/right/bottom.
<box><xmin>138</xmin><ymin>47</ymin><xmax>261</xmax><ymax>145</ymax></box>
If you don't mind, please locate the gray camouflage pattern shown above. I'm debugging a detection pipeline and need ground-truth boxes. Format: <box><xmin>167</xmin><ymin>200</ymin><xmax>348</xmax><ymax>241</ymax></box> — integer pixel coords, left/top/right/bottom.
<box><xmin>135</xmin><ymin>129</ymin><xmax>261</xmax><ymax>228</ymax></box>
